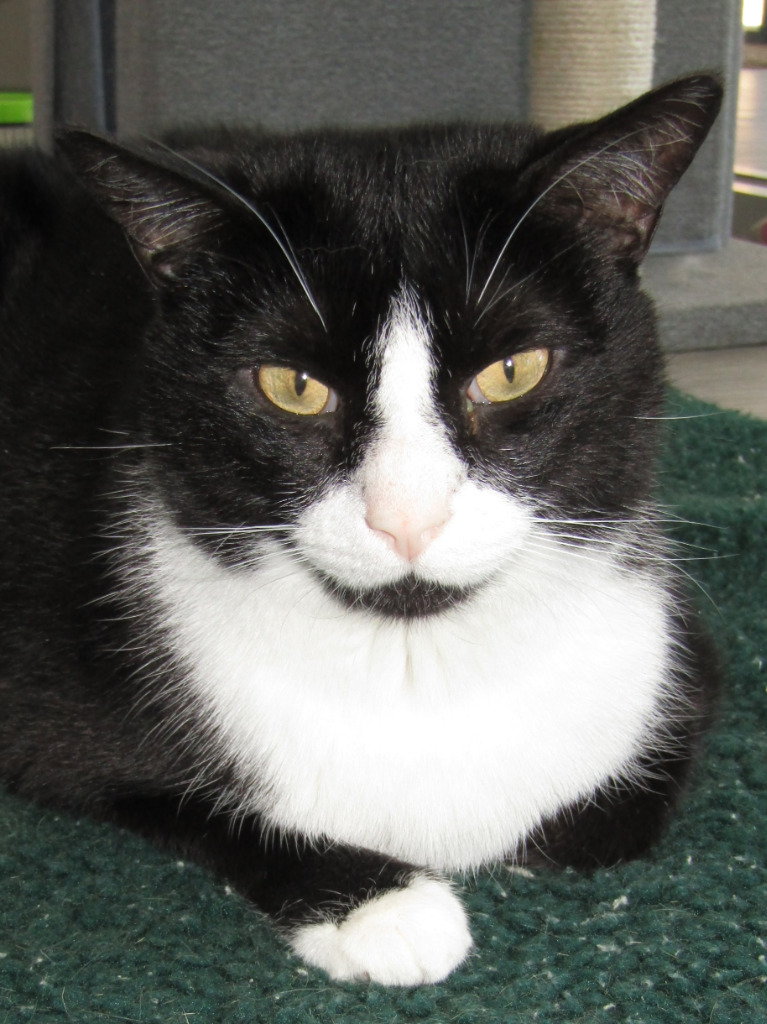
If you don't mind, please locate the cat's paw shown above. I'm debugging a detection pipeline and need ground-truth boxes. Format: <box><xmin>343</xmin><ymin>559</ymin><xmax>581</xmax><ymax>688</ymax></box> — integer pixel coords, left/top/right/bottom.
<box><xmin>288</xmin><ymin>874</ymin><xmax>472</xmax><ymax>986</ymax></box>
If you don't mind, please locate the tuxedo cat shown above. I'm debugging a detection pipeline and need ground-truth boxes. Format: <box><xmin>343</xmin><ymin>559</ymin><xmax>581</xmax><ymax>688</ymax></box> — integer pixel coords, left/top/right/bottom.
<box><xmin>0</xmin><ymin>75</ymin><xmax>721</xmax><ymax>986</ymax></box>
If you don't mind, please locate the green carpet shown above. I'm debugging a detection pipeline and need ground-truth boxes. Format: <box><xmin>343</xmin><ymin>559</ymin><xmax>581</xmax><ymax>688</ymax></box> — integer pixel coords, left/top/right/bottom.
<box><xmin>1</xmin><ymin>392</ymin><xmax>765</xmax><ymax>1024</ymax></box>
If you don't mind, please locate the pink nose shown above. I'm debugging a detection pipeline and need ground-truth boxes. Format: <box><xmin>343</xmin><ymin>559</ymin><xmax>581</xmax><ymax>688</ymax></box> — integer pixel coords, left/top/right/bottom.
<box><xmin>366</xmin><ymin>508</ymin><xmax>449</xmax><ymax>562</ymax></box>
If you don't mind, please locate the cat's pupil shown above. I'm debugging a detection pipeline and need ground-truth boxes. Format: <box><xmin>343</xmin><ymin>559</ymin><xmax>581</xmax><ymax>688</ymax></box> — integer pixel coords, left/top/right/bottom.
<box><xmin>503</xmin><ymin>358</ymin><xmax>515</xmax><ymax>384</ymax></box>
<box><xmin>294</xmin><ymin>372</ymin><xmax>308</xmax><ymax>397</ymax></box>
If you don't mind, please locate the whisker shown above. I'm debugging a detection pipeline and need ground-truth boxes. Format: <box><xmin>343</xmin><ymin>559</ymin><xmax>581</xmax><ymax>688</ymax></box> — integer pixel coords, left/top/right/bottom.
<box><xmin>476</xmin><ymin>126</ymin><xmax>658</xmax><ymax>306</ymax></box>
<box><xmin>474</xmin><ymin>242</ymin><xmax>578</xmax><ymax>326</ymax></box>
<box><xmin>149</xmin><ymin>141</ymin><xmax>327</xmax><ymax>332</ymax></box>
<box><xmin>633</xmin><ymin>412</ymin><xmax>722</xmax><ymax>421</ymax></box>
<box><xmin>181</xmin><ymin>525</ymin><xmax>297</xmax><ymax>537</ymax></box>
<box><xmin>646</xmin><ymin>509</ymin><xmax>726</xmax><ymax>532</ymax></box>
<box><xmin>532</xmin><ymin>507</ymin><xmax>725</xmax><ymax>534</ymax></box>
<box><xmin>49</xmin><ymin>443</ymin><xmax>173</xmax><ymax>451</ymax></box>
<box><xmin>460</xmin><ymin>209</ymin><xmax>497</xmax><ymax>304</ymax></box>
<box><xmin>663</xmin><ymin>561</ymin><xmax>722</xmax><ymax>613</ymax></box>
<box><xmin>456</xmin><ymin>196</ymin><xmax>472</xmax><ymax>301</ymax></box>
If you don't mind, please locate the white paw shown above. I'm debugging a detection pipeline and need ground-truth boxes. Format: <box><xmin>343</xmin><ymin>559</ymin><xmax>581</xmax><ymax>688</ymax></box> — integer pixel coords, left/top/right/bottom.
<box><xmin>288</xmin><ymin>874</ymin><xmax>472</xmax><ymax>986</ymax></box>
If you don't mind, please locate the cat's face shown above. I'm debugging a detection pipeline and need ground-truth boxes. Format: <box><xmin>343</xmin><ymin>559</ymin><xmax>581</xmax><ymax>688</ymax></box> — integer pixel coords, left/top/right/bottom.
<box><xmin>59</xmin><ymin>76</ymin><xmax>721</xmax><ymax>618</ymax></box>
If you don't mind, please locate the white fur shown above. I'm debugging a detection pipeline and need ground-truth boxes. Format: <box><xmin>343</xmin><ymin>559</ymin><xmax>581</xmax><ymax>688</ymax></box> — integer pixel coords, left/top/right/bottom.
<box><xmin>360</xmin><ymin>292</ymin><xmax>463</xmax><ymax>559</ymax></box>
<box><xmin>142</xmin><ymin>519</ymin><xmax>669</xmax><ymax>869</ymax></box>
<box><xmin>288</xmin><ymin>875</ymin><xmax>472</xmax><ymax>985</ymax></box>
<box><xmin>298</xmin><ymin>292</ymin><xmax>531</xmax><ymax>587</ymax></box>
<box><xmin>132</xmin><ymin>291</ymin><xmax>674</xmax><ymax>871</ymax></box>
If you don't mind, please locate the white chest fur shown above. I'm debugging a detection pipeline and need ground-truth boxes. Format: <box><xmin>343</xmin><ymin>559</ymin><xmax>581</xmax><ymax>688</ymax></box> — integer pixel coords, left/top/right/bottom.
<box><xmin>141</xmin><ymin>517</ymin><xmax>671</xmax><ymax>872</ymax></box>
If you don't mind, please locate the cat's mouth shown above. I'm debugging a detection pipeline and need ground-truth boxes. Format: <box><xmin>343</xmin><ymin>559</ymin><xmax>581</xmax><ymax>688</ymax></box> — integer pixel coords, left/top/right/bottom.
<box><xmin>323</xmin><ymin>574</ymin><xmax>478</xmax><ymax>619</ymax></box>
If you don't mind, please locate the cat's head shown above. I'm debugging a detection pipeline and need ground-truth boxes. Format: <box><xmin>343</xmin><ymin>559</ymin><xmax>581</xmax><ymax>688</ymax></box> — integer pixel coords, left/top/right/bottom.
<box><xmin>58</xmin><ymin>75</ymin><xmax>721</xmax><ymax>618</ymax></box>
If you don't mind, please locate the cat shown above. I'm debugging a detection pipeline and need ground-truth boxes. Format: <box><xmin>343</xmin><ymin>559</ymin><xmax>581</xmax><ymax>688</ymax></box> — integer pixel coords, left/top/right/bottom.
<box><xmin>0</xmin><ymin>74</ymin><xmax>721</xmax><ymax>986</ymax></box>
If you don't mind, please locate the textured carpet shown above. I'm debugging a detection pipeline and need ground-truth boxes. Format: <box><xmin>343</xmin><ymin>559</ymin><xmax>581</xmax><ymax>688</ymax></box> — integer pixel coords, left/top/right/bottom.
<box><xmin>1</xmin><ymin>391</ymin><xmax>765</xmax><ymax>1024</ymax></box>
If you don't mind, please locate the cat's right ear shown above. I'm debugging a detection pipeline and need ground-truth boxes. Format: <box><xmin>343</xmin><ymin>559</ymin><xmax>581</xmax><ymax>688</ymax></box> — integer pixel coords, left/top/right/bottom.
<box><xmin>519</xmin><ymin>74</ymin><xmax>723</xmax><ymax>266</ymax></box>
<box><xmin>56</xmin><ymin>128</ymin><xmax>227</xmax><ymax>283</ymax></box>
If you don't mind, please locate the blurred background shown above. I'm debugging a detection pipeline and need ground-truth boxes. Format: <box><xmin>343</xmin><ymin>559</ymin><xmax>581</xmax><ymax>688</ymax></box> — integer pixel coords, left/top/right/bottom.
<box><xmin>1</xmin><ymin>0</ymin><xmax>765</xmax><ymax>415</ymax></box>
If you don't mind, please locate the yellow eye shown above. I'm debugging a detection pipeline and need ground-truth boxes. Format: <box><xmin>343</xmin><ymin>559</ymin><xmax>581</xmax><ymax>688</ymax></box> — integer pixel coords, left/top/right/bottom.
<box><xmin>257</xmin><ymin>366</ymin><xmax>337</xmax><ymax>416</ymax></box>
<box><xmin>468</xmin><ymin>348</ymin><xmax>549</xmax><ymax>405</ymax></box>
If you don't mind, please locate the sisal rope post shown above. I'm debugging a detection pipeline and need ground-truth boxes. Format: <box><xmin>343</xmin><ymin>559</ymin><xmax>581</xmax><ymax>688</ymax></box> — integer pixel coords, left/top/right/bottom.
<box><xmin>530</xmin><ymin>0</ymin><xmax>657</xmax><ymax>129</ymax></box>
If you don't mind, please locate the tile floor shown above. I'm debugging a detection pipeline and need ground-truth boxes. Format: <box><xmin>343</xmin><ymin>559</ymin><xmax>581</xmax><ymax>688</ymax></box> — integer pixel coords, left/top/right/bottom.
<box><xmin>666</xmin><ymin>345</ymin><xmax>767</xmax><ymax>420</ymax></box>
<box><xmin>667</xmin><ymin>58</ymin><xmax>767</xmax><ymax>423</ymax></box>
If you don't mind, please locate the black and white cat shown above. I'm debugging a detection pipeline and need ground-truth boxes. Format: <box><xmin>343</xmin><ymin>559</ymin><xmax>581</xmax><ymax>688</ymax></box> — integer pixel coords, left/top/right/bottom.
<box><xmin>0</xmin><ymin>75</ymin><xmax>721</xmax><ymax>985</ymax></box>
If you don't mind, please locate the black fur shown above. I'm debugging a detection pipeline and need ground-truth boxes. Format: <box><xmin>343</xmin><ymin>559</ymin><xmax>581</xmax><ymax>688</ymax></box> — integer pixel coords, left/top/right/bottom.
<box><xmin>0</xmin><ymin>76</ymin><xmax>722</xmax><ymax>978</ymax></box>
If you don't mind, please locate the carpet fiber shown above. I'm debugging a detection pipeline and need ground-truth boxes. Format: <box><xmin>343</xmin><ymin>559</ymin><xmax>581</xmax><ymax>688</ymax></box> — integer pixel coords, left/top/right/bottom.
<box><xmin>1</xmin><ymin>392</ymin><xmax>765</xmax><ymax>1023</ymax></box>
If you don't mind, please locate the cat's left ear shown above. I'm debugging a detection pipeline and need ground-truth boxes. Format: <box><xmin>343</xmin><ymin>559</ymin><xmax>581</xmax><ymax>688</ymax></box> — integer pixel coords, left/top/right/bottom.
<box><xmin>56</xmin><ymin>128</ymin><xmax>228</xmax><ymax>282</ymax></box>
<box><xmin>526</xmin><ymin>74</ymin><xmax>723</xmax><ymax>264</ymax></box>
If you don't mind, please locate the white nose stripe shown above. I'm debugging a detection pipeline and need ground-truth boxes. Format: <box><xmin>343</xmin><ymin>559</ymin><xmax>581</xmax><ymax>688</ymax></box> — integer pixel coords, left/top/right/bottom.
<box><xmin>361</xmin><ymin>288</ymin><xmax>466</xmax><ymax>561</ymax></box>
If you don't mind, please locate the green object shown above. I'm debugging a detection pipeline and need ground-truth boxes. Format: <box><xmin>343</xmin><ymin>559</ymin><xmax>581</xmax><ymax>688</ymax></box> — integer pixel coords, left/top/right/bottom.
<box><xmin>1</xmin><ymin>391</ymin><xmax>766</xmax><ymax>1023</ymax></box>
<box><xmin>0</xmin><ymin>91</ymin><xmax>33</xmax><ymax>125</ymax></box>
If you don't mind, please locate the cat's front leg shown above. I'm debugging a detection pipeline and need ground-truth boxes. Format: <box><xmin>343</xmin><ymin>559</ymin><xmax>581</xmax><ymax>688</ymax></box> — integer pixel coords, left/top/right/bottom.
<box><xmin>285</xmin><ymin>869</ymin><xmax>472</xmax><ymax>986</ymax></box>
<box><xmin>251</xmin><ymin>834</ymin><xmax>473</xmax><ymax>986</ymax></box>
<box><xmin>110</xmin><ymin>796</ymin><xmax>472</xmax><ymax>985</ymax></box>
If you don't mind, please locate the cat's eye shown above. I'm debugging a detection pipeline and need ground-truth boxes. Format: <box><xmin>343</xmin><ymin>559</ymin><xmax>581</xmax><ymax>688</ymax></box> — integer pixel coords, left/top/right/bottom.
<box><xmin>467</xmin><ymin>348</ymin><xmax>549</xmax><ymax>405</ymax></box>
<box><xmin>257</xmin><ymin>366</ymin><xmax>339</xmax><ymax>416</ymax></box>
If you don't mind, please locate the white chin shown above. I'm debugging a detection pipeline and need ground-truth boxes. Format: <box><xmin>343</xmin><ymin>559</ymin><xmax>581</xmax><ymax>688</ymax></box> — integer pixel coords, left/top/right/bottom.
<box><xmin>294</xmin><ymin>478</ymin><xmax>532</xmax><ymax>592</ymax></box>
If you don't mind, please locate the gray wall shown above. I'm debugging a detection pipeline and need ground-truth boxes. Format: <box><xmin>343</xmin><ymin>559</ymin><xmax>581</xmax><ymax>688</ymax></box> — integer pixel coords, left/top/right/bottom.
<box><xmin>115</xmin><ymin>0</ymin><xmax>532</xmax><ymax>134</ymax></box>
<box><xmin>652</xmin><ymin>0</ymin><xmax>742</xmax><ymax>251</ymax></box>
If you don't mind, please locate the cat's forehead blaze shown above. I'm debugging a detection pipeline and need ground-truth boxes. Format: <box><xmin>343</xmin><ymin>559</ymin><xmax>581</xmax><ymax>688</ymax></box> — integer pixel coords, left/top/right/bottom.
<box><xmin>372</xmin><ymin>288</ymin><xmax>436</xmax><ymax>424</ymax></box>
<box><xmin>203</xmin><ymin>148</ymin><xmax>596</xmax><ymax>389</ymax></box>
<box><xmin>216</xmin><ymin>180</ymin><xmax>568</xmax><ymax>383</ymax></box>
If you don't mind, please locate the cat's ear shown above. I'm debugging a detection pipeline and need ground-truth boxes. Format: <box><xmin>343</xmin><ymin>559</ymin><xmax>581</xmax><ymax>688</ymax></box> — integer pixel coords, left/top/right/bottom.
<box><xmin>56</xmin><ymin>128</ymin><xmax>228</xmax><ymax>282</ymax></box>
<box><xmin>526</xmin><ymin>74</ymin><xmax>723</xmax><ymax>264</ymax></box>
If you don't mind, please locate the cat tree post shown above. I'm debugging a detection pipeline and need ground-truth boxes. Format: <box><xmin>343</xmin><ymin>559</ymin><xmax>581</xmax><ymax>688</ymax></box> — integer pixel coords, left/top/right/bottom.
<box><xmin>529</xmin><ymin>0</ymin><xmax>657</xmax><ymax>129</ymax></box>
